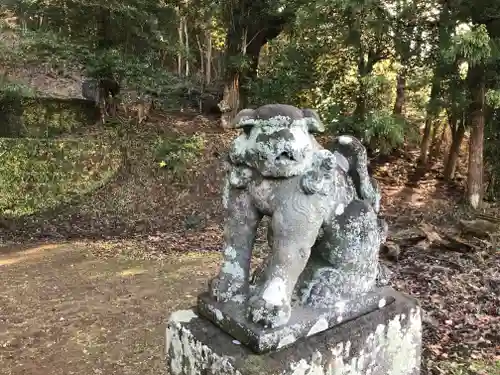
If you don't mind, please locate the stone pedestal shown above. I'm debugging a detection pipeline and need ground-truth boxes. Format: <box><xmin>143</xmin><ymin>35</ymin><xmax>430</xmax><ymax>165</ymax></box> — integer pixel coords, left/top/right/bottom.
<box><xmin>197</xmin><ymin>287</ymin><xmax>397</xmax><ymax>354</ymax></box>
<box><xmin>166</xmin><ymin>289</ymin><xmax>422</xmax><ymax>375</ymax></box>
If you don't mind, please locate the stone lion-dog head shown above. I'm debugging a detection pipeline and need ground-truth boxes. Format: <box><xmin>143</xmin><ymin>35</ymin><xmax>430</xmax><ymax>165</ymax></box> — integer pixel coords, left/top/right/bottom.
<box><xmin>228</xmin><ymin>104</ymin><xmax>325</xmax><ymax>178</ymax></box>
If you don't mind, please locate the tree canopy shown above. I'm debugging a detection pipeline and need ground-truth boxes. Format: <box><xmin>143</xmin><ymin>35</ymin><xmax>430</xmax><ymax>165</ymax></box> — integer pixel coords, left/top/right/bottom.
<box><xmin>2</xmin><ymin>0</ymin><xmax>500</xmax><ymax>205</ymax></box>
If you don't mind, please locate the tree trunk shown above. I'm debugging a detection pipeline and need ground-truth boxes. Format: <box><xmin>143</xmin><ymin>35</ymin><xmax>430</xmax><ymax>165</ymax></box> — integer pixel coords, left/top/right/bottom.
<box><xmin>419</xmin><ymin>4</ymin><xmax>452</xmax><ymax>166</ymax></box>
<box><xmin>430</xmin><ymin>121</ymin><xmax>447</xmax><ymax>160</ymax></box>
<box><xmin>219</xmin><ymin>6</ymin><xmax>294</xmax><ymax>127</ymax></box>
<box><xmin>196</xmin><ymin>35</ymin><xmax>204</xmax><ymax>83</ymax></box>
<box><xmin>205</xmin><ymin>30</ymin><xmax>212</xmax><ymax>85</ymax></box>
<box><xmin>96</xmin><ymin>6</ymin><xmax>113</xmax><ymax>49</ymax></box>
<box><xmin>354</xmin><ymin>92</ymin><xmax>367</xmax><ymax>122</ymax></box>
<box><xmin>219</xmin><ymin>24</ymin><xmax>246</xmax><ymax>127</ymax></box>
<box><xmin>222</xmin><ymin>30</ymin><xmax>267</xmax><ymax>113</ymax></box>
<box><xmin>354</xmin><ymin>53</ymin><xmax>369</xmax><ymax>121</ymax></box>
<box><xmin>393</xmin><ymin>73</ymin><xmax>406</xmax><ymax>115</ymax></box>
<box><xmin>220</xmin><ymin>76</ymin><xmax>240</xmax><ymax>128</ymax></box>
<box><xmin>354</xmin><ymin>49</ymin><xmax>384</xmax><ymax>122</ymax></box>
<box><xmin>466</xmin><ymin>64</ymin><xmax>486</xmax><ymax>208</ymax></box>
<box><xmin>419</xmin><ymin>76</ymin><xmax>440</xmax><ymax>165</ymax></box>
<box><xmin>63</xmin><ymin>0</ymin><xmax>70</xmax><ymax>36</ymax></box>
<box><xmin>215</xmin><ymin>50</ymin><xmax>223</xmax><ymax>81</ymax></box>
<box><xmin>444</xmin><ymin>113</ymin><xmax>465</xmax><ymax>180</ymax></box>
<box><xmin>177</xmin><ymin>12</ymin><xmax>183</xmax><ymax>76</ymax></box>
<box><xmin>183</xmin><ymin>17</ymin><xmax>189</xmax><ymax>77</ymax></box>
<box><xmin>419</xmin><ymin>120</ymin><xmax>434</xmax><ymax>166</ymax></box>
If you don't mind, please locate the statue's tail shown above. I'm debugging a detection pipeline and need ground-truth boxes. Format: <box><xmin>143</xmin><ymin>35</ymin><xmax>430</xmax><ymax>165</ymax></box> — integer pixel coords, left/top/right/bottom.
<box><xmin>328</xmin><ymin>135</ymin><xmax>381</xmax><ymax>213</ymax></box>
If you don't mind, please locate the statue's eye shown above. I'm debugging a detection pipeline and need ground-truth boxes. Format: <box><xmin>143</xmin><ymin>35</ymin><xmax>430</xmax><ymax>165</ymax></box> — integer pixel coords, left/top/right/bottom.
<box><xmin>242</xmin><ymin>125</ymin><xmax>252</xmax><ymax>136</ymax></box>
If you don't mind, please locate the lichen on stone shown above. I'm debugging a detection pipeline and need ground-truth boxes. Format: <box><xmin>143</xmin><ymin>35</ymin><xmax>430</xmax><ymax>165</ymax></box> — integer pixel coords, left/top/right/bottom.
<box><xmin>167</xmin><ymin>310</ymin><xmax>243</xmax><ymax>375</ymax></box>
<box><xmin>285</xmin><ymin>306</ymin><xmax>422</xmax><ymax>375</ymax></box>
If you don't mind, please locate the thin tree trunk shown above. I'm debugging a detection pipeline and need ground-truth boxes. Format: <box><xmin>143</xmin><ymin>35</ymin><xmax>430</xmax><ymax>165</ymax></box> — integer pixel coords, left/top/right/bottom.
<box><xmin>393</xmin><ymin>73</ymin><xmax>406</xmax><ymax>115</ymax></box>
<box><xmin>444</xmin><ymin>117</ymin><xmax>465</xmax><ymax>181</ymax></box>
<box><xmin>467</xmin><ymin>64</ymin><xmax>486</xmax><ymax>208</ymax></box>
<box><xmin>354</xmin><ymin>52</ymin><xmax>368</xmax><ymax>122</ymax></box>
<box><xmin>183</xmin><ymin>17</ymin><xmax>189</xmax><ymax>77</ymax></box>
<box><xmin>430</xmin><ymin>121</ymin><xmax>447</xmax><ymax>160</ymax></box>
<box><xmin>216</xmin><ymin>51</ymin><xmax>222</xmax><ymax>81</ymax></box>
<box><xmin>419</xmin><ymin>76</ymin><xmax>440</xmax><ymax>165</ymax></box>
<box><xmin>354</xmin><ymin>49</ymin><xmax>384</xmax><ymax>122</ymax></box>
<box><xmin>63</xmin><ymin>0</ymin><xmax>70</xmax><ymax>36</ymax></box>
<box><xmin>205</xmin><ymin>30</ymin><xmax>212</xmax><ymax>85</ymax></box>
<box><xmin>177</xmin><ymin>12</ymin><xmax>183</xmax><ymax>76</ymax></box>
<box><xmin>196</xmin><ymin>35</ymin><xmax>204</xmax><ymax>83</ymax></box>
<box><xmin>420</xmin><ymin>120</ymin><xmax>434</xmax><ymax>165</ymax></box>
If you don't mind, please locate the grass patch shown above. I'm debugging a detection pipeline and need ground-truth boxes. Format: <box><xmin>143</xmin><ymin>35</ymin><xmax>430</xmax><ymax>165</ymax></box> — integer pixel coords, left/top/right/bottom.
<box><xmin>0</xmin><ymin>137</ymin><xmax>122</xmax><ymax>218</ymax></box>
<box><xmin>153</xmin><ymin>134</ymin><xmax>205</xmax><ymax>179</ymax></box>
<box><xmin>435</xmin><ymin>359</ymin><xmax>500</xmax><ymax>375</ymax></box>
<box><xmin>0</xmin><ymin>94</ymin><xmax>100</xmax><ymax>138</ymax></box>
<box><xmin>17</xmin><ymin>97</ymin><xmax>100</xmax><ymax>137</ymax></box>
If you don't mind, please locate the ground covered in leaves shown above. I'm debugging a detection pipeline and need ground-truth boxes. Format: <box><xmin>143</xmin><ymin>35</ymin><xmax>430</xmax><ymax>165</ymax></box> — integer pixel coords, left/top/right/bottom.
<box><xmin>376</xmin><ymin>150</ymin><xmax>500</xmax><ymax>374</ymax></box>
<box><xmin>0</xmin><ymin>243</ymin><xmax>221</xmax><ymax>375</ymax></box>
<box><xmin>0</xmin><ymin>110</ymin><xmax>499</xmax><ymax>375</ymax></box>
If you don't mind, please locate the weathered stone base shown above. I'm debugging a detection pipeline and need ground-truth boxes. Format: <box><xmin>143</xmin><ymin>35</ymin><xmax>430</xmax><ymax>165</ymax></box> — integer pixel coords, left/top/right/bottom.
<box><xmin>166</xmin><ymin>289</ymin><xmax>422</xmax><ymax>375</ymax></box>
<box><xmin>197</xmin><ymin>287</ymin><xmax>396</xmax><ymax>353</ymax></box>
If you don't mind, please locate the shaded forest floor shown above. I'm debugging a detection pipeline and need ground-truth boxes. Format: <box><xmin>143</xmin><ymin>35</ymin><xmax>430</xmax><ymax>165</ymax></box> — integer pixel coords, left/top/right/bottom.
<box><xmin>0</xmin><ymin>105</ymin><xmax>499</xmax><ymax>374</ymax></box>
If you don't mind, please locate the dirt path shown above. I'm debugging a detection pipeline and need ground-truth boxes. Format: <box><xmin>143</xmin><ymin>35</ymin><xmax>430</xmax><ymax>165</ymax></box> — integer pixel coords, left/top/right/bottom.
<box><xmin>0</xmin><ymin>243</ymin><xmax>220</xmax><ymax>375</ymax></box>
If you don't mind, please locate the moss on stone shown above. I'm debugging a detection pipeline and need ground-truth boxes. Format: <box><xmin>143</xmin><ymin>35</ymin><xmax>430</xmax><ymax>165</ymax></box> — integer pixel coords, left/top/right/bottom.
<box><xmin>238</xmin><ymin>355</ymin><xmax>270</xmax><ymax>375</ymax></box>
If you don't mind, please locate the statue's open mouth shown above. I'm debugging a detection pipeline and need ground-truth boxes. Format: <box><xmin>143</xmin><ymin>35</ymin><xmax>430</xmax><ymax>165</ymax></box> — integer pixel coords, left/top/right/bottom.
<box><xmin>276</xmin><ymin>151</ymin><xmax>296</xmax><ymax>162</ymax></box>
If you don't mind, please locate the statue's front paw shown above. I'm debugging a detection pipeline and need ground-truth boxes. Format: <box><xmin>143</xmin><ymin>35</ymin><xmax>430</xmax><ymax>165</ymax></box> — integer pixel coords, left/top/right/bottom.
<box><xmin>247</xmin><ymin>278</ymin><xmax>291</xmax><ymax>328</ymax></box>
<box><xmin>247</xmin><ymin>295</ymin><xmax>291</xmax><ymax>328</ymax></box>
<box><xmin>209</xmin><ymin>274</ymin><xmax>245</xmax><ymax>302</ymax></box>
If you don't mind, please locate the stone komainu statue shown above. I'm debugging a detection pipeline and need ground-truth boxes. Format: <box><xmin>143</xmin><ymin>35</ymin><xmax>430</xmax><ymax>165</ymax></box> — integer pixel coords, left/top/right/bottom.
<box><xmin>209</xmin><ymin>104</ymin><xmax>387</xmax><ymax>329</ymax></box>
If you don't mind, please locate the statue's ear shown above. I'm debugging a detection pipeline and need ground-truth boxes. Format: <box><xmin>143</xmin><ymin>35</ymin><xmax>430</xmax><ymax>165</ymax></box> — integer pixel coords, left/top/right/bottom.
<box><xmin>302</xmin><ymin>108</ymin><xmax>325</xmax><ymax>133</ymax></box>
<box><xmin>232</xmin><ymin>108</ymin><xmax>256</xmax><ymax>128</ymax></box>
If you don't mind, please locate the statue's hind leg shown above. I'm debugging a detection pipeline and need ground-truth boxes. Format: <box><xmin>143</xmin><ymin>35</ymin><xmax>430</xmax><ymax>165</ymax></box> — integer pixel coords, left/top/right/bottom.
<box><xmin>301</xmin><ymin>199</ymin><xmax>383</xmax><ymax>307</ymax></box>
